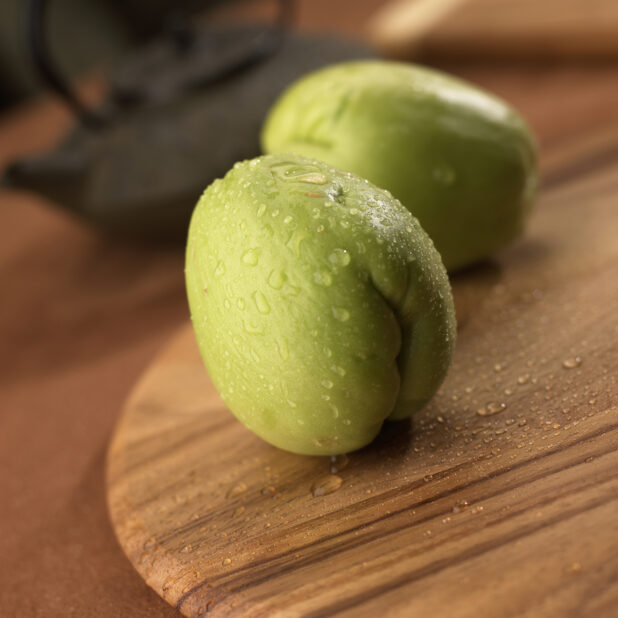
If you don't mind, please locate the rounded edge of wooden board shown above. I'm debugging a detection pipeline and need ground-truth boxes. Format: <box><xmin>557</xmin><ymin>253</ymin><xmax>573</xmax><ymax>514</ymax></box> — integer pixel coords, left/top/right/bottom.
<box><xmin>105</xmin><ymin>324</ymin><xmax>202</xmax><ymax>613</ymax></box>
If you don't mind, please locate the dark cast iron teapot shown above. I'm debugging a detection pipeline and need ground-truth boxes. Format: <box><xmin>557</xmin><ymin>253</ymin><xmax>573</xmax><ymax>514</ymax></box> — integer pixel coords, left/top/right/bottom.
<box><xmin>3</xmin><ymin>0</ymin><xmax>372</xmax><ymax>241</ymax></box>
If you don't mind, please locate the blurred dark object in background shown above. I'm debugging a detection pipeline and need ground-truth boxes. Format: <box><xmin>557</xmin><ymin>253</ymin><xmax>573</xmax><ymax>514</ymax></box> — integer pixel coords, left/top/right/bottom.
<box><xmin>0</xmin><ymin>0</ymin><xmax>128</xmax><ymax>111</ymax></box>
<box><xmin>0</xmin><ymin>0</ymin><xmax>234</xmax><ymax>111</ymax></box>
<box><xmin>369</xmin><ymin>0</ymin><xmax>618</xmax><ymax>61</ymax></box>
<box><xmin>2</xmin><ymin>0</ymin><xmax>372</xmax><ymax>240</ymax></box>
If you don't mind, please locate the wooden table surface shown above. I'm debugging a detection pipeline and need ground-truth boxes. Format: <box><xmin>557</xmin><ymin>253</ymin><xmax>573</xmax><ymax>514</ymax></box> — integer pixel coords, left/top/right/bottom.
<box><xmin>2</xmin><ymin>2</ymin><xmax>618</xmax><ymax>616</ymax></box>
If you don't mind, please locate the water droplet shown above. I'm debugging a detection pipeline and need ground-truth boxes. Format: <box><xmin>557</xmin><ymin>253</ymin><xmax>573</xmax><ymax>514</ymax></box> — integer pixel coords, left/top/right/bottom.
<box><xmin>332</xmin><ymin>307</ymin><xmax>350</xmax><ymax>322</ymax></box>
<box><xmin>433</xmin><ymin>164</ymin><xmax>456</xmax><ymax>185</ymax></box>
<box><xmin>242</xmin><ymin>248</ymin><xmax>261</xmax><ymax>266</ymax></box>
<box><xmin>311</xmin><ymin>474</ymin><xmax>343</xmax><ymax>497</ymax></box>
<box><xmin>300</xmin><ymin>173</ymin><xmax>327</xmax><ymax>184</ymax></box>
<box><xmin>331</xmin><ymin>365</ymin><xmax>346</xmax><ymax>377</ymax></box>
<box><xmin>244</xmin><ymin>321</ymin><xmax>264</xmax><ymax>335</ymax></box>
<box><xmin>267</xmin><ymin>269</ymin><xmax>286</xmax><ymax>289</ymax></box>
<box><xmin>252</xmin><ymin>291</ymin><xmax>270</xmax><ymax>314</ymax></box>
<box><xmin>286</xmin><ymin>229</ymin><xmax>307</xmax><ymax>257</ymax></box>
<box><xmin>271</xmin><ymin>209</ymin><xmax>280</xmax><ymax>218</ymax></box>
<box><xmin>342</xmin><ymin>419</ymin><xmax>351</xmax><ymax>426</ymax></box>
<box><xmin>316</xmin><ymin>224</ymin><xmax>325</xmax><ymax>232</ymax></box>
<box><xmin>329</xmin><ymin>403</ymin><xmax>340</xmax><ymax>418</ymax></box>
<box><xmin>257</xmin><ymin>203</ymin><xmax>267</xmax><ymax>217</ymax></box>
<box><xmin>284</xmin><ymin>283</ymin><xmax>301</xmax><ymax>297</ymax></box>
<box><xmin>233</xmin><ymin>506</ymin><xmax>246</xmax><ymax>518</ymax></box>
<box><xmin>329</xmin><ymin>248</ymin><xmax>351</xmax><ymax>267</ymax></box>
<box><xmin>226</xmin><ymin>482</ymin><xmax>248</xmax><ymax>498</ymax></box>
<box><xmin>330</xmin><ymin>454</ymin><xmax>349</xmax><ymax>474</ymax></box>
<box><xmin>324</xmin><ymin>347</ymin><xmax>332</xmax><ymax>358</ymax></box>
<box><xmin>321</xmin><ymin>379</ymin><xmax>334</xmax><ymax>389</ymax></box>
<box><xmin>223</xmin><ymin>299</ymin><xmax>231</xmax><ymax>309</ymax></box>
<box><xmin>277</xmin><ymin>339</ymin><xmax>289</xmax><ymax>360</ymax></box>
<box><xmin>314</xmin><ymin>270</ymin><xmax>333</xmax><ymax>286</ymax></box>
<box><xmin>562</xmin><ymin>356</ymin><xmax>582</xmax><ymax>369</ymax></box>
<box><xmin>261</xmin><ymin>485</ymin><xmax>276</xmax><ymax>496</ymax></box>
<box><xmin>494</xmin><ymin>363</ymin><xmax>504</xmax><ymax>372</ymax></box>
<box><xmin>452</xmin><ymin>500</ymin><xmax>469</xmax><ymax>513</ymax></box>
<box><xmin>517</xmin><ymin>374</ymin><xmax>530</xmax><ymax>385</ymax></box>
<box><xmin>283</xmin><ymin>215</ymin><xmax>294</xmax><ymax>225</ymax></box>
<box><xmin>215</xmin><ymin>261</ymin><xmax>225</xmax><ymax>277</ymax></box>
<box><xmin>477</xmin><ymin>402</ymin><xmax>507</xmax><ymax>416</ymax></box>
<box><xmin>222</xmin><ymin>558</ymin><xmax>232</xmax><ymax>566</ymax></box>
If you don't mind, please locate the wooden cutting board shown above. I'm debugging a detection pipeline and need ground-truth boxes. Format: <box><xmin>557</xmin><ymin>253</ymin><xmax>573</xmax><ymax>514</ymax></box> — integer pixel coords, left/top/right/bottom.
<box><xmin>106</xmin><ymin>123</ymin><xmax>618</xmax><ymax>617</ymax></box>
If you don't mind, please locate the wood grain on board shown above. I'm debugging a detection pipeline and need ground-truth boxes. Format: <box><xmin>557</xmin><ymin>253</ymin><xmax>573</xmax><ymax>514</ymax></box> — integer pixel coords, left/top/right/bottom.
<box><xmin>106</xmin><ymin>117</ymin><xmax>618</xmax><ymax>616</ymax></box>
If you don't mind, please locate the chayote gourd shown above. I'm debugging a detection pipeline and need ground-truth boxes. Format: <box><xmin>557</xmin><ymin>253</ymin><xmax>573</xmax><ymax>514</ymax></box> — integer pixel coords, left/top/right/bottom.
<box><xmin>186</xmin><ymin>154</ymin><xmax>455</xmax><ymax>455</ymax></box>
<box><xmin>262</xmin><ymin>61</ymin><xmax>538</xmax><ymax>271</ymax></box>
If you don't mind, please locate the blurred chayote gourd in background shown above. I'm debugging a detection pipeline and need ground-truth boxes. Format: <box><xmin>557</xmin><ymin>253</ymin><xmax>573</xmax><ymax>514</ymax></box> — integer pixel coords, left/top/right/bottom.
<box><xmin>262</xmin><ymin>61</ymin><xmax>538</xmax><ymax>271</ymax></box>
<box><xmin>186</xmin><ymin>154</ymin><xmax>456</xmax><ymax>455</ymax></box>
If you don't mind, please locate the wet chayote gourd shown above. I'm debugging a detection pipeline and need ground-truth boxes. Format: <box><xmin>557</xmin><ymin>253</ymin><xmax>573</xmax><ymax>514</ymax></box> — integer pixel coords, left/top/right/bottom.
<box><xmin>186</xmin><ymin>154</ymin><xmax>456</xmax><ymax>455</ymax></box>
<box><xmin>262</xmin><ymin>61</ymin><xmax>538</xmax><ymax>271</ymax></box>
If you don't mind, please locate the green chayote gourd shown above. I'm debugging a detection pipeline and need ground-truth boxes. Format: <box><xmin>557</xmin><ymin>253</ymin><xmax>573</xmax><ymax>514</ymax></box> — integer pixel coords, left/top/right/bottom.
<box><xmin>262</xmin><ymin>61</ymin><xmax>538</xmax><ymax>271</ymax></box>
<box><xmin>186</xmin><ymin>154</ymin><xmax>455</xmax><ymax>455</ymax></box>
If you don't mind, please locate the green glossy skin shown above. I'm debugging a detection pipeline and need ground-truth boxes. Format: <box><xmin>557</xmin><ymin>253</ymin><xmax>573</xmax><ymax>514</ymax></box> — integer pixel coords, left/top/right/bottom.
<box><xmin>186</xmin><ymin>154</ymin><xmax>456</xmax><ymax>455</ymax></box>
<box><xmin>262</xmin><ymin>61</ymin><xmax>538</xmax><ymax>271</ymax></box>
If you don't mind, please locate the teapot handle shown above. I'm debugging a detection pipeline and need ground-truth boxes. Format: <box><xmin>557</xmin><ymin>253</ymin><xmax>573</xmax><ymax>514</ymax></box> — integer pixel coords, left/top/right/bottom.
<box><xmin>25</xmin><ymin>0</ymin><xmax>294</xmax><ymax>130</ymax></box>
<box><xmin>26</xmin><ymin>0</ymin><xmax>107</xmax><ymax>128</ymax></box>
